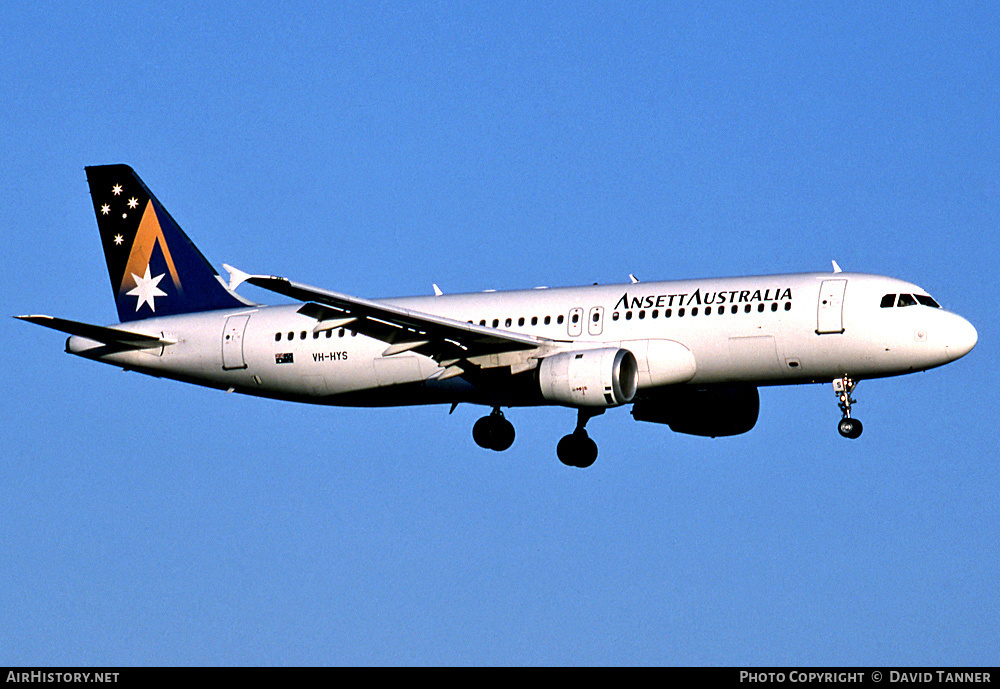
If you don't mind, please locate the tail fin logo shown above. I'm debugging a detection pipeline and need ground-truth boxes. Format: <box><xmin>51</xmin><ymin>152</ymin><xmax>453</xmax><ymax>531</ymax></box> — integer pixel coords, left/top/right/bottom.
<box><xmin>118</xmin><ymin>199</ymin><xmax>183</xmax><ymax>310</ymax></box>
<box><xmin>87</xmin><ymin>164</ymin><xmax>249</xmax><ymax>322</ymax></box>
<box><xmin>126</xmin><ymin>263</ymin><xmax>168</xmax><ymax>312</ymax></box>
<box><xmin>97</xmin><ymin>185</ymin><xmax>183</xmax><ymax>313</ymax></box>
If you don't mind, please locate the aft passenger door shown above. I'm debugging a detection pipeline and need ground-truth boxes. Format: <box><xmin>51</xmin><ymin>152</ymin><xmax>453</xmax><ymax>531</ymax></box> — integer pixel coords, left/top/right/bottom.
<box><xmin>222</xmin><ymin>314</ymin><xmax>251</xmax><ymax>369</ymax></box>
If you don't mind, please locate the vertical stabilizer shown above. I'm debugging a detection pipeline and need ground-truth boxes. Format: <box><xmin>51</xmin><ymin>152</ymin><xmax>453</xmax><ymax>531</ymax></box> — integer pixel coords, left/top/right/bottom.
<box><xmin>85</xmin><ymin>164</ymin><xmax>248</xmax><ymax>322</ymax></box>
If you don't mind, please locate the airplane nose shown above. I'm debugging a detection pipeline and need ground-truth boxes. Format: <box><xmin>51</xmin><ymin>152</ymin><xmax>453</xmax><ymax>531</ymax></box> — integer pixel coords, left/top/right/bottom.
<box><xmin>945</xmin><ymin>314</ymin><xmax>978</xmax><ymax>362</ymax></box>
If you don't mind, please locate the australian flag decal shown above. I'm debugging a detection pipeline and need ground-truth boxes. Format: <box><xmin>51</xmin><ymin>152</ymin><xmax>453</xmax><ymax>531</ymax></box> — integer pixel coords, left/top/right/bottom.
<box><xmin>275</xmin><ymin>353</ymin><xmax>294</xmax><ymax>364</ymax></box>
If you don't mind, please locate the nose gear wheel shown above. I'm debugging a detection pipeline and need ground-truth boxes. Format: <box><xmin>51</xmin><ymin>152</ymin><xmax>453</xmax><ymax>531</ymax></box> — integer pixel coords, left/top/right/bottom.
<box><xmin>834</xmin><ymin>376</ymin><xmax>863</xmax><ymax>439</ymax></box>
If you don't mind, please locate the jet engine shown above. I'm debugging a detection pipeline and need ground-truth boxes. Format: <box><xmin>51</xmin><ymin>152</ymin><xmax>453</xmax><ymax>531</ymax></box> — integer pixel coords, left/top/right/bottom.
<box><xmin>631</xmin><ymin>385</ymin><xmax>760</xmax><ymax>437</ymax></box>
<box><xmin>538</xmin><ymin>348</ymin><xmax>638</xmax><ymax>407</ymax></box>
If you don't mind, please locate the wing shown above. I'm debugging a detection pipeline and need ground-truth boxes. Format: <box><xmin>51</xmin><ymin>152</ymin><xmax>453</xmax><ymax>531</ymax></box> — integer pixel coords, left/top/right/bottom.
<box><xmin>16</xmin><ymin>315</ymin><xmax>174</xmax><ymax>349</ymax></box>
<box><xmin>225</xmin><ymin>266</ymin><xmax>552</xmax><ymax>377</ymax></box>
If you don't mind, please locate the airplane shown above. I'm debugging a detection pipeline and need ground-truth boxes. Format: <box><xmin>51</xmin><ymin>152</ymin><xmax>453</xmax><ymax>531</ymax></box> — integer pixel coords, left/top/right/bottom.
<box><xmin>18</xmin><ymin>165</ymin><xmax>978</xmax><ymax>468</ymax></box>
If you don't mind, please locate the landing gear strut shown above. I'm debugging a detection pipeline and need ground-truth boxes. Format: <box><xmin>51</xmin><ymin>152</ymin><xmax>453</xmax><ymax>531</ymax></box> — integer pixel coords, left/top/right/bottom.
<box><xmin>473</xmin><ymin>408</ymin><xmax>515</xmax><ymax>452</ymax></box>
<box><xmin>834</xmin><ymin>376</ymin><xmax>863</xmax><ymax>439</ymax></box>
<box><xmin>557</xmin><ymin>409</ymin><xmax>603</xmax><ymax>468</ymax></box>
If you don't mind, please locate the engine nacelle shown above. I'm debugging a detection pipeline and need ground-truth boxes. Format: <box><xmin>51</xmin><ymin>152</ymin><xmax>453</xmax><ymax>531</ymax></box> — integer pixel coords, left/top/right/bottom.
<box><xmin>538</xmin><ymin>348</ymin><xmax>638</xmax><ymax>407</ymax></box>
<box><xmin>631</xmin><ymin>385</ymin><xmax>760</xmax><ymax>437</ymax></box>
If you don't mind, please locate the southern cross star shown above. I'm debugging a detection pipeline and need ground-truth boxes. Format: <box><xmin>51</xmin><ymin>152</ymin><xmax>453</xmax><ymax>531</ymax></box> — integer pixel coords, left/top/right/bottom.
<box><xmin>112</xmin><ymin>184</ymin><xmax>122</xmax><ymax>195</ymax></box>
<box><xmin>126</xmin><ymin>265</ymin><xmax>167</xmax><ymax>312</ymax></box>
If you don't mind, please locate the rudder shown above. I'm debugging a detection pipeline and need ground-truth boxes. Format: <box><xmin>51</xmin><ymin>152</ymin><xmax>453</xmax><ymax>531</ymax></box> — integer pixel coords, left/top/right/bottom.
<box><xmin>85</xmin><ymin>164</ymin><xmax>248</xmax><ymax>322</ymax></box>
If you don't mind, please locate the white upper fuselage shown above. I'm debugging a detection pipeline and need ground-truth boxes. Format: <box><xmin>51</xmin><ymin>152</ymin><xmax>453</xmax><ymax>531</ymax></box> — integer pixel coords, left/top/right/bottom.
<box><xmin>68</xmin><ymin>271</ymin><xmax>978</xmax><ymax>407</ymax></box>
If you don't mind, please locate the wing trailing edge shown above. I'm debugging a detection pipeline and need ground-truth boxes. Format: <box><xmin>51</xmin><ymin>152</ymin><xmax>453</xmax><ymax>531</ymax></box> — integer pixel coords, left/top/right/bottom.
<box><xmin>222</xmin><ymin>266</ymin><xmax>549</xmax><ymax>364</ymax></box>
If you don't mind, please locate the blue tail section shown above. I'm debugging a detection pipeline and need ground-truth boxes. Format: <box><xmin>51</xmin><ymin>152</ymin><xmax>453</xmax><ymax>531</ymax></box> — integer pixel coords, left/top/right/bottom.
<box><xmin>85</xmin><ymin>165</ymin><xmax>247</xmax><ymax>322</ymax></box>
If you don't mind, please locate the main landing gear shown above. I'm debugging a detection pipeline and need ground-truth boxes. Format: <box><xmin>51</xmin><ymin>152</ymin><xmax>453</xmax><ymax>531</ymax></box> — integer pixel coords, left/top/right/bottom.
<box><xmin>834</xmin><ymin>376</ymin><xmax>863</xmax><ymax>439</ymax></box>
<box><xmin>471</xmin><ymin>407</ymin><xmax>604</xmax><ymax>468</ymax></box>
<box><xmin>472</xmin><ymin>408</ymin><xmax>515</xmax><ymax>452</ymax></box>
<box><xmin>556</xmin><ymin>409</ymin><xmax>603</xmax><ymax>469</ymax></box>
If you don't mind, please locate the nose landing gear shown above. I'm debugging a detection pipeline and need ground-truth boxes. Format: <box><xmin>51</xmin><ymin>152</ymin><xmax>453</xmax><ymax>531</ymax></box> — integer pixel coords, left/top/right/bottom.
<box><xmin>834</xmin><ymin>376</ymin><xmax>863</xmax><ymax>439</ymax></box>
<box><xmin>472</xmin><ymin>408</ymin><xmax>516</xmax><ymax>452</ymax></box>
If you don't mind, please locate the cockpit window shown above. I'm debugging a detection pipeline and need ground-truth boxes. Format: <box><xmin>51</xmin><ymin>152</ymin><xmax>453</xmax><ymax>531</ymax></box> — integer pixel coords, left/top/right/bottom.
<box><xmin>881</xmin><ymin>292</ymin><xmax>940</xmax><ymax>308</ymax></box>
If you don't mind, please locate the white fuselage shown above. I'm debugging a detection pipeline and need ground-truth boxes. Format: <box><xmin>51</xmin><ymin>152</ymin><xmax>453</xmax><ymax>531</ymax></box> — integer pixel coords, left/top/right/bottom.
<box><xmin>67</xmin><ymin>272</ymin><xmax>977</xmax><ymax>408</ymax></box>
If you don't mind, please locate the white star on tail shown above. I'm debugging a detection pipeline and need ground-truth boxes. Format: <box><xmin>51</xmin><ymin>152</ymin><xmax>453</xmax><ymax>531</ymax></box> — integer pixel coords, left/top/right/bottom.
<box><xmin>127</xmin><ymin>265</ymin><xmax>167</xmax><ymax>312</ymax></box>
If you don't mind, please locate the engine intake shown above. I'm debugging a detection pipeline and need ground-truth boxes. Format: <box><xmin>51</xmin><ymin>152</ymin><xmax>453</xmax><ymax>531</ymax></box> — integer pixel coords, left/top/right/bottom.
<box><xmin>539</xmin><ymin>348</ymin><xmax>638</xmax><ymax>407</ymax></box>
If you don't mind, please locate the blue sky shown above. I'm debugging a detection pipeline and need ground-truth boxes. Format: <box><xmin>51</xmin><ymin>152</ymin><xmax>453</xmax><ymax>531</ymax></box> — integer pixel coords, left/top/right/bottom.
<box><xmin>2</xmin><ymin>1</ymin><xmax>997</xmax><ymax>665</ymax></box>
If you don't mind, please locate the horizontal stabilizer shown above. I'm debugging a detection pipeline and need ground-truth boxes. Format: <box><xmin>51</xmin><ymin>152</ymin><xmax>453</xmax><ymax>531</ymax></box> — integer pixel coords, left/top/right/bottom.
<box><xmin>15</xmin><ymin>315</ymin><xmax>173</xmax><ymax>349</ymax></box>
